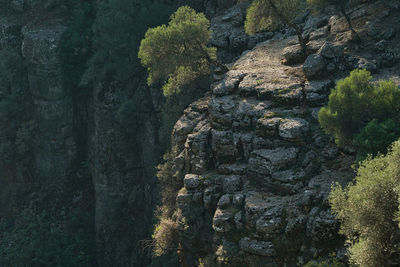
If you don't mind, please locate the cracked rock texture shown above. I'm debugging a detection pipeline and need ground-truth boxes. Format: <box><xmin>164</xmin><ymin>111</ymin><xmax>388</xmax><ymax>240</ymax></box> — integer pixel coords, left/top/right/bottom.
<box><xmin>165</xmin><ymin>2</ymin><xmax>400</xmax><ymax>265</ymax></box>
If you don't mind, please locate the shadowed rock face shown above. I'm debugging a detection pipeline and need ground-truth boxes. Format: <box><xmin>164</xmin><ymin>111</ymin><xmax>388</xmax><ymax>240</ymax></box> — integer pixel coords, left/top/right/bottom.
<box><xmin>22</xmin><ymin>23</ymin><xmax>75</xmax><ymax>187</ymax></box>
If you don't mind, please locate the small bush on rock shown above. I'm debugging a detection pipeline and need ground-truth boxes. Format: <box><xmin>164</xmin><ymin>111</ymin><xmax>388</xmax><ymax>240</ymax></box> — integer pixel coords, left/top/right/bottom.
<box><xmin>319</xmin><ymin>69</ymin><xmax>400</xmax><ymax>158</ymax></box>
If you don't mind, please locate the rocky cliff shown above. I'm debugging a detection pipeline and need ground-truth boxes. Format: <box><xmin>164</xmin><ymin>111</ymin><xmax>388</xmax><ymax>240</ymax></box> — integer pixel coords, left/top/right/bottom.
<box><xmin>1</xmin><ymin>0</ymin><xmax>400</xmax><ymax>266</ymax></box>
<box><xmin>164</xmin><ymin>1</ymin><xmax>400</xmax><ymax>265</ymax></box>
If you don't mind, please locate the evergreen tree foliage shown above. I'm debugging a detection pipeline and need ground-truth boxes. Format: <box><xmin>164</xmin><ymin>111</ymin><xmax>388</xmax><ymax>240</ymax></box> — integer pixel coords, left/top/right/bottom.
<box><xmin>244</xmin><ymin>0</ymin><xmax>307</xmax><ymax>51</ymax></box>
<box><xmin>318</xmin><ymin>69</ymin><xmax>400</xmax><ymax>153</ymax></box>
<box><xmin>354</xmin><ymin>119</ymin><xmax>400</xmax><ymax>160</ymax></box>
<box><xmin>138</xmin><ymin>6</ymin><xmax>223</xmax><ymax>97</ymax></box>
<box><xmin>329</xmin><ymin>139</ymin><xmax>400</xmax><ymax>266</ymax></box>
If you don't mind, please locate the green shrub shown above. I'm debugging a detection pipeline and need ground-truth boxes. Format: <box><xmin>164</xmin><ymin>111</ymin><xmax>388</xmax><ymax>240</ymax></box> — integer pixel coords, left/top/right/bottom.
<box><xmin>319</xmin><ymin>69</ymin><xmax>400</xmax><ymax>152</ymax></box>
<box><xmin>329</xmin><ymin>139</ymin><xmax>400</xmax><ymax>266</ymax></box>
<box><xmin>354</xmin><ymin>119</ymin><xmax>400</xmax><ymax>160</ymax></box>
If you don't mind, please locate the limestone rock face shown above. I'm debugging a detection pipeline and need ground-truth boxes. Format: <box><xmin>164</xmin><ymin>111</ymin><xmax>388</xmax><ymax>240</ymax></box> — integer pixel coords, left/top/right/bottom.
<box><xmin>303</xmin><ymin>54</ymin><xmax>326</xmax><ymax>79</ymax></box>
<box><xmin>168</xmin><ymin>37</ymin><xmax>355</xmax><ymax>265</ymax></box>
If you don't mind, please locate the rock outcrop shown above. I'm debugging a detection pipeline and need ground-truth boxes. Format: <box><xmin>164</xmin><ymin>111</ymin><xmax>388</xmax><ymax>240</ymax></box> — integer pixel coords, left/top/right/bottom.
<box><xmin>168</xmin><ymin>38</ymin><xmax>355</xmax><ymax>265</ymax></box>
<box><xmin>165</xmin><ymin>2</ymin><xmax>400</xmax><ymax>265</ymax></box>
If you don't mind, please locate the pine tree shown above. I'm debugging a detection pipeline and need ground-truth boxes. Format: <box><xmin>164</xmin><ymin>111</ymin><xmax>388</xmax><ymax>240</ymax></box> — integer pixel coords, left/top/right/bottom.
<box><xmin>138</xmin><ymin>6</ymin><xmax>227</xmax><ymax>97</ymax></box>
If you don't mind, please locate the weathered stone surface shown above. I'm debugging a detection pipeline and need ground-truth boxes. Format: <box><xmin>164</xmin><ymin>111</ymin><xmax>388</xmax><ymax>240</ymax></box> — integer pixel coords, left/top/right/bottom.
<box><xmin>233</xmin><ymin>193</ymin><xmax>245</xmax><ymax>206</ymax></box>
<box><xmin>256</xmin><ymin>117</ymin><xmax>281</xmax><ymax>138</ymax></box>
<box><xmin>239</xmin><ymin>237</ymin><xmax>276</xmax><ymax>257</ymax></box>
<box><xmin>211</xmin><ymin>130</ymin><xmax>237</xmax><ymax>163</ymax></box>
<box><xmin>167</xmin><ymin>17</ymin><xmax>362</xmax><ymax>265</ymax></box>
<box><xmin>318</xmin><ymin>42</ymin><xmax>344</xmax><ymax>59</ymax></box>
<box><xmin>329</xmin><ymin>15</ymin><xmax>348</xmax><ymax>34</ymax></box>
<box><xmin>213</xmin><ymin>71</ymin><xmax>245</xmax><ymax>96</ymax></box>
<box><xmin>279</xmin><ymin>118</ymin><xmax>310</xmax><ymax>141</ymax></box>
<box><xmin>272</xmin><ymin>169</ymin><xmax>305</xmax><ymax>183</ymax></box>
<box><xmin>213</xmin><ymin>208</ymin><xmax>234</xmax><ymax>233</ymax></box>
<box><xmin>218</xmin><ymin>163</ymin><xmax>247</xmax><ymax>175</ymax></box>
<box><xmin>184</xmin><ymin>174</ymin><xmax>202</xmax><ymax>190</ymax></box>
<box><xmin>21</xmin><ymin>22</ymin><xmax>76</xmax><ymax>187</ymax></box>
<box><xmin>223</xmin><ymin>175</ymin><xmax>241</xmax><ymax>193</ymax></box>
<box><xmin>256</xmin><ymin>215</ymin><xmax>283</xmax><ymax>238</ymax></box>
<box><xmin>309</xmin><ymin>26</ymin><xmax>328</xmax><ymax>41</ymax></box>
<box><xmin>234</xmin><ymin>211</ymin><xmax>244</xmax><ymax>229</ymax></box>
<box><xmin>304</xmin><ymin>14</ymin><xmax>329</xmax><ymax>31</ymax></box>
<box><xmin>218</xmin><ymin>194</ymin><xmax>232</xmax><ymax>209</ymax></box>
<box><xmin>252</xmin><ymin>147</ymin><xmax>299</xmax><ymax>170</ymax></box>
<box><xmin>357</xmin><ymin>58</ymin><xmax>377</xmax><ymax>73</ymax></box>
<box><xmin>303</xmin><ymin>54</ymin><xmax>326</xmax><ymax>79</ymax></box>
<box><xmin>282</xmin><ymin>44</ymin><xmax>305</xmax><ymax>65</ymax></box>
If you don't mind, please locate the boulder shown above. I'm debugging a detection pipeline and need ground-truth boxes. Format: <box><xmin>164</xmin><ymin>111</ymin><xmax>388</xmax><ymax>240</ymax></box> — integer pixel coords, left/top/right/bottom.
<box><xmin>239</xmin><ymin>237</ymin><xmax>276</xmax><ymax>257</ymax></box>
<box><xmin>256</xmin><ymin>215</ymin><xmax>283</xmax><ymax>238</ymax></box>
<box><xmin>213</xmin><ymin>208</ymin><xmax>234</xmax><ymax>233</ymax></box>
<box><xmin>223</xmin><ymin>175</ymin><xmax>242</xmax><ymax>194</ymax></box>
<box><xmin>256</xmin><ymin>117</ymin><xmax>281</xmax><ymax>138</ymax></box>
<box><xmin>279</xmin><ymin>118</ymin><xmax>310</xmax><ymax>141</ymax></box>
<box><xmin>233</xmin><ymin>193</ymin><xmax>245</xmax><ymax>206</ymax></box>
<box><xmin>309</xmin><ymin>26</ymin><xmax>328</xmax><ymax>41</ymax></box>
<box><xmin>303</xmin><ymin>54</ymin><xmax>326</xmax><ymax>79</ymax></box>
<box><xmin>357</xmin><ymin>58</ymin><xmax>377</xmax><ymax>73</ymax></box>
<box><xmin>218</xmin><ymin>194</ymin><xmax>232</xmax><ymax>209</ymax></box>
<box><xmin>281</xmin><ymin>44</ymin><xmax>305</xmax><ymax>65</ymax></box>
<box><xmin>184</xmin><ymin>174</ymin><xmax>202</xmax><ymax>190</ymax></box>
<box><xmin>318</xmin><ymin>42</ymin><xmax>343</xmax><ymax>59</ymax></box>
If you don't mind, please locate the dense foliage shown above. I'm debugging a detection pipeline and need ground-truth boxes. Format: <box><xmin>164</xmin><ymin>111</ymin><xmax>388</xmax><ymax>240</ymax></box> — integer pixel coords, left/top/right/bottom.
<box><xmin>138</xmin><ymin>6</ymin><xmax>219</xmax><ymax>97</ymax></box>
<box><xmin>353</xmin><ymin>119</ymin><xmax>400</xmax><ymax>160</ymax></box>
<box><xmin>319</xmin><ymin>69</ymin><xmax>400</xmax><ymax>158</ymax></box>
<box><xmin>329</xmin><ymin>139</ymin><xmax>400</xmax><ymax>266</ymax></box>
<box><xmin>245</xmin><ymin>0</ymin><xmax>307</xmax><ymax>50</ymax></box>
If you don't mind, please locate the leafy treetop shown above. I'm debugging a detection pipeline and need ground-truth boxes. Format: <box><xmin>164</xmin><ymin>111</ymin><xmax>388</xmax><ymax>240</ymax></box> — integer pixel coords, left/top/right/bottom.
<box><xmin>318</xmin><ymin>69</ymin><xmax>400</xmax><ymax>148</ymax></box>
<box><xmin>138</xmin><ymin>6</ymin><xmax>223</xmax><ymax>97</ymax></box>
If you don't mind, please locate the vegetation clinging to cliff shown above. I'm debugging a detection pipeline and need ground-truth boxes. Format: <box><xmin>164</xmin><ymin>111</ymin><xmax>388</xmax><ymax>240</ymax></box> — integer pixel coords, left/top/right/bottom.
<box><xmin>319</xmin><ymin>69</ymin><xmax>400</xmax><ymax>158</ymax></box>
<box><xmin>330</xmin><ymin>140</ymin><xmax>400</xmax><ymax>266</ymax></box>
<box><xmin>138</xmin><ymin>6</ymin><xmax>225</xmax><ymax>97</ymax></box>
